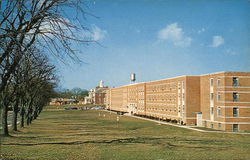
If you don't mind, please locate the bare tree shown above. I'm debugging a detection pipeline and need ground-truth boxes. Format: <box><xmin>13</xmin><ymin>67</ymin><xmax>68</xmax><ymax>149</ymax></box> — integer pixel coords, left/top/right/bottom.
<box><xmin>9</xmin><ymin>48</ymin><xmax>57</xmax><ymax>130</ymax></box>
<box><xmin>0</xmin><ymin>0</ymin><xmax>92</xmax><ymax>136</ymax></box>
<box><xmin>1</xmin><ymin>0</ymin><xmax>91</xmax><ymax>92</ymax></box>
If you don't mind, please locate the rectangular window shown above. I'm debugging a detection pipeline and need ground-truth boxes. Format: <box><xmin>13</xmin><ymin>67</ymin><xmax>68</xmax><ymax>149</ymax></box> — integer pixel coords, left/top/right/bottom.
<box><xmin>232</xmin><ymin>77</ymin><xmax>239</xmax><ymax>87</ymax></box>
<box><xmin>233</xmin><ymin>124</ymin><xmax>239</xmax><ymax>132</ymax></box>
<box><xmin>233</xmin><ymin>107</ymin><xmax>238</xmax><ymax>117</ymax></box>
<box><xmin>211</xmin><ymin>107</ymin><xmax>214</xmax><ymax>114</ymax></box>
<box><xmin>217</xmin><ymin>79</ymin><xmax>221</xmax><ymax>87</ymax></box>
<box><xmin>204</xmin><ymin>121</ymin><xmax>207</xmax><ymax>127</ymax></box>
<box><xmin>233</xmin><ymin>92</ymin><xmax>238</xmax><ymax>102</ymax></box>
<box><xmin>218</xmin><ymin>123</ymin><xmax>221</xmax><ymax>129</ymax></box>
<box><xmin>210</xmin><ymin>78</ymin><xmax>214</xmax><ymax>87</ymax></box>
<box><xmin>210</xmin><ymin>124</ymin><xmax>214</xmax><ymax>129</ymax></box>
<box><xmin>210</xmin><ymin>93</ymin><xmax>214</xmax><ymax>101</ymax></box>
<box><xmin>217</xmin><ymin>92</ymin><xmax>221</xmax><ymax>101</ymax></box>
<box><xmin>217</xmin><ymin>107</ymin><xmax>221</xmax><ymax>117</ymax></box>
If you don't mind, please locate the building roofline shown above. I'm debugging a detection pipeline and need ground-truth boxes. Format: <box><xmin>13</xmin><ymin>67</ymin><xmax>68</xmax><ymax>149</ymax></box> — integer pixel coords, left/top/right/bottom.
<box><xmin>111</xmin><ymin>75</ymin><xmax>197</xmax><ymax>89</ymax></box>
<box><xmin>109</xmin><ymin>71</ymin><xmax>250</xmax><ymax>90</ymax></box>
<box><xmin>200</xmin><ymin>71</ymin><xmax>250</xmax><ymax>76</ymax></box>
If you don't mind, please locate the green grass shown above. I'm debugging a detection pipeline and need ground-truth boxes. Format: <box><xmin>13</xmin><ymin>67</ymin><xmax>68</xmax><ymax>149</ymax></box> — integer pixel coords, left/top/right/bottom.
<box><xmin>1</xmin><ymin>110</ymin><xmax>250</xmax><ymax>160</ymax></box>
<box><xmin>43</xmin><ymin>104</ymin><xmax>105</xmax><ymax>110</ymax></box>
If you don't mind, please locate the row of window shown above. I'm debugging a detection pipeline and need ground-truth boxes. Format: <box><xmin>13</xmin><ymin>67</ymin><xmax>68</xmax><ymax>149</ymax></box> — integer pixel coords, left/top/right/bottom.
<box><xmin>211</xmin><ymin>107</ymin><xmax>239</xmax><ymax>117</ymax></box>
<box><xmin>148</xmin><ymin>88</ymin><xmax>177</xmax><ymax>92</ymax></box>
<box><xmin>147</xmin><ymin>95</ymin><xmax>177</xmax><ymax>98</ymax></box>
<box><xmin>210</xmin><ymin>77</ymin><xmax>239</xmax><ymax>87</ymax></box>
<box><xmin>128</xmin><ymin>99</ymin><xmax>137</xmax><ymax>102</ymax></box>
<box><xmin>146</xmin><ymin>104</ymin><xmax>176</xmax><ymax>108</ymax></box>
<box><xmin>210</xmin><ymin>92</ymin><xmax>239</xmax><ymax>102</ymax></box>
<box><xmin>209</xmin><ymin>123</ymin><xmax>239</xmax><ymax>132</ymax></box>
<box><xmin>147</xmin><ymin>84</ymin><xmax>178</xmax><ymax>91</ymax></box>
<box><xmin>147</xmin><ymin>98</ymin><xmax>177</xmax><ymax>102</ymax></box>
<box><xmin>147</xmin><ymin>108</ymin><xmax>177</xmax><ymax>112</ymax></box>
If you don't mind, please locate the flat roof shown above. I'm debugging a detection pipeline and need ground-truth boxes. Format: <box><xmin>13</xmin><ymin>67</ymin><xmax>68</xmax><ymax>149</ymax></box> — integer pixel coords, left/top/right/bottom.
<box><xmin>112</xmin><ymin>75</ymin><xmax>191</xmax><ymax>89</ymax></box>
<box><xmin>110</xmin><ymin>71</ymin><xmax>250</xmax><ymax>89</ymax></box>
<box><xmin>200</xmin><ymin>71</ymin><xmax>250</xmax><ymax>76</ymax></box>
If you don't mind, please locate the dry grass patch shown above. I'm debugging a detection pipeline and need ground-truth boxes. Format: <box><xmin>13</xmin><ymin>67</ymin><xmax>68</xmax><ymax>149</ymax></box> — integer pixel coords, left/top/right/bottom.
<box><xmin>1</xmin><ymin>110</ymin><xmax>250</xmax><ymax>160</ymax></box>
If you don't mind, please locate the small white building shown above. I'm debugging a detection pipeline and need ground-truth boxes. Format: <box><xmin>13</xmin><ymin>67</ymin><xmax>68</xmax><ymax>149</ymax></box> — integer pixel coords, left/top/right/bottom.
<box><xmin>84</xmin><ymin>80</ymin><xmax>108</xmax><ymax>104</ymax></box>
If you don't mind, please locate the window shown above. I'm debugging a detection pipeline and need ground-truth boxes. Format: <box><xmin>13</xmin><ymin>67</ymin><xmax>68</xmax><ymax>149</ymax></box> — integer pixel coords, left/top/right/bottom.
<box><xmin>217</xmin><ymin>92</ymin><xmax>221</xmax><ymax>101</ymax></box>
<box><xmin>233</xmin><ymin>124</ymin><xmax>239</xmax><ymax>132</ymax></box>
<box><xmin>217</xmin><ymin>107</ymin><xmax>221</xmax><ymax>117</ymax></box>
<box><xmin>232</xmin><ymin>77</ymin><xmax>238</xmax><ymax>87</ymax></box>
<box><xmin>233</xmin><ymin>107</ymin><xmax>238</xmax><ymax>117</ymax></box>
<box><xmin>233</xmin><ymin>92</ymin><xmax>238</xmax><ymax>102</ymax></box>
<box><xmin>218</xmin><ymin>123</ymin><xmax>221</xmax><ymax>129</ymax></box>
<box><xmin>204</xmin><ymin>121</ymin><xmax>207</xmax><ymax>127</ymax></box>
<box><xmin>210</xmin><ymin>124</ymin><xmax>214</xmax><ymax>128</ymax></box>
<box><xmin>211</xmin><ymin>107</ymin><xmax>214</xmax><ymax>114</ymax></box>
<box><xmin>210</xmin><ymin>78</ymin><xmax>214</xmax><ymax>87</ymax></box>
<box><xmin>217</xmin><ymin>79</ymin><xmax>221</xmax><ymax>87</ymax></box>
<box><xmin>210</xmin><ymin>93</ymin><xmax>214</xmax><ymax>101</ymax></box>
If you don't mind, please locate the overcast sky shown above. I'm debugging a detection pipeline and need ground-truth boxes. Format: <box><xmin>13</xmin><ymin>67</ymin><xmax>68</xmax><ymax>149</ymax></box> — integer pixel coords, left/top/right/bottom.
<box><xmin>56</xmin><ymin>0</ymin><xmax>250</xmax><ymax>90</ymax></box>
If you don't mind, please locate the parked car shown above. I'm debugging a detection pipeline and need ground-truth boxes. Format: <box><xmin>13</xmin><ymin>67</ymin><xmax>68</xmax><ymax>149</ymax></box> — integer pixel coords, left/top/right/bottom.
<box><xmin>64</xmin><ymin>107</ymin><xmax>78</xmax><ymax>110</ymax></box>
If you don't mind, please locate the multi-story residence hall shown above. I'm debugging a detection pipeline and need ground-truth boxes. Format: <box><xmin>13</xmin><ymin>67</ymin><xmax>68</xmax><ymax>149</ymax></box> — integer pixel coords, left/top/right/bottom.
<box><xmin>105</xmin><ymin>72</ymin><xmax>250</xmax><ymax>132</ymax></box>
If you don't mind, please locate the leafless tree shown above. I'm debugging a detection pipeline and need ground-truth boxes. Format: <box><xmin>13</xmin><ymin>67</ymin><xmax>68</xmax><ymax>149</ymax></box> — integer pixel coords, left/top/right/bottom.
<box><xmin>10</xmin><ymin>48</ymin><xmax>57</xmax><ymax>130</ymax></box>
<box><xmin>0</xmin><ymin>0</ymin><xmax>92</xmax><ymax>136</ymax></box>
<box><xmin>1</xmin><ymin>47</ymin><xmax>57</xmax><ymax>134</ymax></box>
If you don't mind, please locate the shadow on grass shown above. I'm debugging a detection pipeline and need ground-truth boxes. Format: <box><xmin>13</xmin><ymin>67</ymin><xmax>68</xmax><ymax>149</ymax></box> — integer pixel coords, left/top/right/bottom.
<box><xmin>1</xmin><ymin>136</ymin><xmax>223</xmax><ymax>150</ymax></box>
<box><xmin>1</xmin><ymin>137</ymin><xmax>166</xmax><ymax>146</ymax></box>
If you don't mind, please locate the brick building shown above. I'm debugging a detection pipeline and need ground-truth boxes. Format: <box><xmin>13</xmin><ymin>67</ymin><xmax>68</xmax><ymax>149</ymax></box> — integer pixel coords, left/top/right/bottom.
<box><xmin>200</xmin><ymin>72</ymin><xmax>250</xmax><ymax>131</ymax></box>
<box><xmin>85</xmin><ymin>80</ymin><xmax>108</xmax><ymax>105</ymax></box>
<box><xmin>105</xmin><ymin>72</ymin><xmax>250</xmax><ymax>132</ymax></box>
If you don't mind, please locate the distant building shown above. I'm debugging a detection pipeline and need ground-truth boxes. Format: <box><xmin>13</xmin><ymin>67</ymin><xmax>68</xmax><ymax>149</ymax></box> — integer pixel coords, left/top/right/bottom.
<box><xmin>49</xmin><ymin>98</ymin><xmax>78</xmax><ymax>105</ymax></box>
<box><xmin>84</xmin><ymin>89</ymin><xmax>95</xmax><ymax>104</ymax></box>
<box><xmin>84</xmin><ymin>80</ymin><xmax>108</xmax><ymax>105</ymax></box>
<box><xmin>105</xmin><ymin>71</ymin><xmax>250</xmax><ymax>132</ymax></box>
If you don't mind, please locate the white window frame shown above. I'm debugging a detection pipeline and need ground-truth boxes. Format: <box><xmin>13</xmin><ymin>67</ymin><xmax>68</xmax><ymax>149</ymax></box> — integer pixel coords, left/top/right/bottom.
<box><xmin>233</xmin><ymin>107</ymin><xmax>239</xmax><ymax>117</ymax></box>
<box><xmin>217</xmin><ymin>107</ymin><xmax>221</xmax><ymax>117</ymax></box>
<box><xmin>210</xmin><ymin>93</ymin><xmax>214</xmax><ymax>101</ymax></box>
<box><xmin>217</xmin><ymin>78</ymin><xmax>221</xmax><ymax>87</ymax></box>
<box><xmin>210</xmin><ymin>78</ymin><xmax>214</xmax><ymax>87</ymax></box>
<box><xmin>218</xmin><ymin>123</ymin><xmax>221</xmax><ymax>129</ymax></box>
<box><xmin>217</xmin><ymin>92</ymin><xmax>221</xmax><ymax>102</ymax></box>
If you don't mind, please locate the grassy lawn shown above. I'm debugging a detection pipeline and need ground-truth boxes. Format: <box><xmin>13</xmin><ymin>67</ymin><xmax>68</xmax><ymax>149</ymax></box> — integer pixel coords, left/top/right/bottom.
<box><xmin>1</xmin><ymin>110</ymin><xmax>250</xmax><ymax>160</ymax></box>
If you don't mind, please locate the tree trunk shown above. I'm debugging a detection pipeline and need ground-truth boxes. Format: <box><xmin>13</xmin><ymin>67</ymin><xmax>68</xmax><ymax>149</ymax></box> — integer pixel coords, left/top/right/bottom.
<box><xmin>20</xmin><ymin>107</ymin><xmax>25</xmax><ymax>128</ymax></box>
<box><xmin>33</xmin><ymin>110</ymin><xmax>37</xmax><ymax>120</ymax></box>
<box><xmin>29</xmin><ymin>116</ymin><xmax>32</xmax><ymax>124</ymax></box>
<box><xmin>12</xmin><ymin>101</ymin><xmax>19</xmax><ymax>131</ymax></box>
<box><xmin>26</xmin><ymin>113</ymin><xmax>30</xmax><ymax>126</ymax></box>
<box><xmin>1</xmin><ymin>104</ymin><xmax>9</xmax><ymax>136</ymax></box>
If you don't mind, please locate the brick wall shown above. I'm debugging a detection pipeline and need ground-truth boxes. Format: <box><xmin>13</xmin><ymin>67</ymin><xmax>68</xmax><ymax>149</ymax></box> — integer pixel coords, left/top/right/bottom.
<box><xmin>106</xmin><ymin>72</ymin><xmax>250</xmax><ymax>131</ymax></box>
